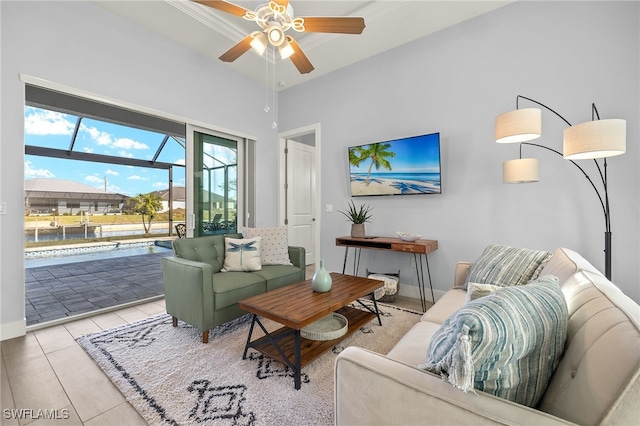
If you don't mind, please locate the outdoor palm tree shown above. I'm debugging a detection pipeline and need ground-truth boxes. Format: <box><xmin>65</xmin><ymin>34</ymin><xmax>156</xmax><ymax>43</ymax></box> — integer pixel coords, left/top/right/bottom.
<box><xmin>358</xmin><ymin>143</ymin><xmax>396</xmax><ymax>186</ymax></box>
<box><xmin>132</xmin><ymin>192</ymin><xmax>163</xmax><ymax>235</ymax></box>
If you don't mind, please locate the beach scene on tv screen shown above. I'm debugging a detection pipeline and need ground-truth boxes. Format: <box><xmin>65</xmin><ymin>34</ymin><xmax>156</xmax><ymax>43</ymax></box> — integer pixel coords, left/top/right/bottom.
<box><xmin>349</xmin><ymin>133</ymin><xmax>441</xmax><ymax>196</ymax></box>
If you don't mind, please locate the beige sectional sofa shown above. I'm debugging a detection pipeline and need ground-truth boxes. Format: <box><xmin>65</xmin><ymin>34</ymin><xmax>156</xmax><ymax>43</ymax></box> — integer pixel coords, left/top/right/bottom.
<box><xmin>335</xmin><ymin>247</ymin><xmax>640</xmax><ymax>425</ymax></box>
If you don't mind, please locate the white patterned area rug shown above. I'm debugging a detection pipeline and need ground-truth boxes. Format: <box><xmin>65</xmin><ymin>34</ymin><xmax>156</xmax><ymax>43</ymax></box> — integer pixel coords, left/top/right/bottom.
<box><xmin>77</xmin><ymin>302</ymin><xmax>421</xmax><ymax>426</ymax></box>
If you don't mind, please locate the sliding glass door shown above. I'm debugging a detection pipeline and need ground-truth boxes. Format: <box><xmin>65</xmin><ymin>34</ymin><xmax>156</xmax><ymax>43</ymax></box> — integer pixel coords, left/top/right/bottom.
<box><xmin>188</xmin><ymin>126</ymin><xmax>246</xmax><ymax>237</ymax></box>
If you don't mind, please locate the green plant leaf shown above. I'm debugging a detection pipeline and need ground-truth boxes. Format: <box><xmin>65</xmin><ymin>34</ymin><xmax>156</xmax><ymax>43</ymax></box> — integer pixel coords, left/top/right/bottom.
<box><xmin>338</xmin><ymin>200</ymin><xmax>373</xmax><ymax>224</ymax></box>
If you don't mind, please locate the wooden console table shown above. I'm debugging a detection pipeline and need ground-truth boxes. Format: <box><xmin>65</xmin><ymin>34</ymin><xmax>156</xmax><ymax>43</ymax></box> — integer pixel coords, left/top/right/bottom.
<box><xmin>336</xmin><ymin>236</ymin><xmax>438</xmax><ymax>311</ymax></box>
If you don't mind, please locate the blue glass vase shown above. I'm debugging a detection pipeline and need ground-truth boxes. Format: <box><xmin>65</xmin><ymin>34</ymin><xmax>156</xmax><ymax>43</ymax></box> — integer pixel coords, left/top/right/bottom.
<box><xmin>312</xmin><ymin>260</ymin><xmax>332</xmax><ymax>292</ymax></box>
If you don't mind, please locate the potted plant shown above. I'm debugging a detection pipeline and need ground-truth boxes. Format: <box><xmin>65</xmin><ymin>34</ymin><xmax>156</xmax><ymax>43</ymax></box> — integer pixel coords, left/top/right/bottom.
<box><xmin>339</xmin><ymin>200</ymin><xmax>373</xmax><ymax>238</ymax></box>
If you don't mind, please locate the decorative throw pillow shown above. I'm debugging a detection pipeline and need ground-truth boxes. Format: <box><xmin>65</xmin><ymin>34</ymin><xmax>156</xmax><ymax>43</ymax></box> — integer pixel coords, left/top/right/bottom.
<box><xmin>465</xmin><ymin>282</ymin><xmax>502</xmax><ymax>303</ymax></box>
<box><xmin>221</xmin><ymin>237</ymin><xmax>262</xmax><ymax>272</ymax></box>
<box><xmin>463</xmin><ymin>244</ymin><xmax>552</xmax><ymax>290</ymax></box>
<box><xmin>421</xmin><ymin>274</ymin><xmax>568</xmax><ymax>408</ymax></box>
<box><xmin>239</xmin><ymin>226</ymin><xmax>292</xmax><ymax>265</ymax></box>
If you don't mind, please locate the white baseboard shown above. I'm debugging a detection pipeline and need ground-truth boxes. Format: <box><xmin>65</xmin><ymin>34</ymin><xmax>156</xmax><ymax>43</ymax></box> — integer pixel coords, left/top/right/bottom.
<box><xmin>1</xmin><ymin>319</ymin><xmax>26</xmax><ymax>341</ymax></box>
<box><xmin>398</xmin><ymin>284</ymin><xmax>445</xmax><ymax>303</ymax></box>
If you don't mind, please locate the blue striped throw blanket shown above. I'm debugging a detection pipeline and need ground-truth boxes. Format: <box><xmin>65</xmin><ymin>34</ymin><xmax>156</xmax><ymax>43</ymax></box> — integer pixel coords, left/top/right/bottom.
<box><xmin>422</xmin><ymin>275</ymin><xmax>568</xmax><ymax>407</ymax></box>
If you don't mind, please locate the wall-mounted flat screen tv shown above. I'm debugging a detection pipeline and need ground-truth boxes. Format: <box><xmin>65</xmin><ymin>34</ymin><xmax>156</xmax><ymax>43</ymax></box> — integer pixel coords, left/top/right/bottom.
<box><xmin>348</xmin><ymin>132</ymin><xmax>441</xmax><ymax>197</ymax></box>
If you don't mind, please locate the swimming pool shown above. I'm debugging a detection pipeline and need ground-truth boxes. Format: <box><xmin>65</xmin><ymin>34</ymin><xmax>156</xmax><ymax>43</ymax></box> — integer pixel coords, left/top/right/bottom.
<box><xmin>25</xmin><ymin>241</ymin><xmax>173</xmax><ymax>268</ymax></box>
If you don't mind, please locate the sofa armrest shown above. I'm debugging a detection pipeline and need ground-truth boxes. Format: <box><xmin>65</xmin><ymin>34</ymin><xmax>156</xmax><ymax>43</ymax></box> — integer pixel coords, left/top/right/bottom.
<box><xmin>287</xmin><ymin>246</ymin><xmax>305</xmax><ymax>269</ymax></box>
<box><xmin>161</xmin><ymin>256</ymin><xmax>215</xmax><ymax>331</ymax></box>
<box><xmin>335</xmin><ymin>347</ymin><xmax>576</xmax><ymax>426</ymax></box>
<box><xmin>453</xmin><ymin>261</ymin><xmax>473</xmax><ymax>289</ymax></box>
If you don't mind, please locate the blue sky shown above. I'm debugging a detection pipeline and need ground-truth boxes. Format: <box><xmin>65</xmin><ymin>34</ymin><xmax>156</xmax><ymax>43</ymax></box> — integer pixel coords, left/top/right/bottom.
<box><xmin>349</xmin><ymin>132</ymin><xmax>441</xmax><ymax>174</ymax></box>
<box><xmin>24</xmin><ymin>106</ymin><xmax>186</xmax><ymax>196</ymax></box>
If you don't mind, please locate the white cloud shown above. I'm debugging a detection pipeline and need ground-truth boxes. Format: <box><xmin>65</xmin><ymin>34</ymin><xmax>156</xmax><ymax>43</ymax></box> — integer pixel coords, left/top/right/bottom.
<box><xmin>79</xmin><ymin>125</ymin><xmax>149</xmax><ymax>153</ymax></box>
<box><xmin>85</xmin><ymin>175</ymin><xmax>104</xmax><ymax>184</ymax></box>
<box><xmin>81</xmin><ymin>124</ymin><xmax>112</xmax><ymax>146</ymax></box>
<box><xmin>127</xmin><ymin>175</ymin><xmax>148</xmax><ymax>181</ymax></box>
<box><xmin>175</xmin><ymin>158</ymin><xmax>186</xmax><ymax>165</ymax></box>
<box><xmin>112</xmin><ymin>137</ymin><xmax>149</xmax><ymax>150</ymax></box>
<box><xmin>152</xmin><ymin>181</ymin><xmax>167</xmax><ymax>188</ymax></box>
<box><xmin>118</xmin><ymin>150</ymin><xmax>135</xmax><ymax>158</ymax></box>
<box><xmin>24</xmin><ymin>108</ymin><xmax>75</xmax><ymax>136</ymax></box>
<box><xmin>82</xmin><ymin>147</ymin><xmax>94</xmax><ymax>153</ymax></box>
<box><xmin>105</xmin><ymin>169</ymin><xmax>119</xmax><ymax>176</ymax></box>
<box><xmin>24</xmin><ymin>160</ymin><xmax>55</xmax><ymax>178</ymax></box>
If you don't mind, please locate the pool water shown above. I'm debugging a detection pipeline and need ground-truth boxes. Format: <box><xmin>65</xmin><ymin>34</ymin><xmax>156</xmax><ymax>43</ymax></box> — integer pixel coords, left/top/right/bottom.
<box><xmin>25</xmin><ymin>242</ymin><xmax>173</xmax><ymax>268</ymax></box>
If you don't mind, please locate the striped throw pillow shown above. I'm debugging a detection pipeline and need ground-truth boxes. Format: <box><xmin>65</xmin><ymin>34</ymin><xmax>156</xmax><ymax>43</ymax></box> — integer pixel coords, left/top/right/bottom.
<box><xmin>463</xmin><ymin>244</ymin><xmax>551</xmax><ymax>290</ymax></box>
<box><xmin>422</xmin><ymin>275</ymin><xmax>568</xmax><ymax>407</ymax></box>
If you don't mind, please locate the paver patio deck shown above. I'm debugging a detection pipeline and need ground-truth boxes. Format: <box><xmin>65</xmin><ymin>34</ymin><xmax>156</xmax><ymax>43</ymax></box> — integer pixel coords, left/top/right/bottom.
<box><xmin>25</xmin><ymin>251</ymin><xmax>171</xmax><ymax>326</ymax></box>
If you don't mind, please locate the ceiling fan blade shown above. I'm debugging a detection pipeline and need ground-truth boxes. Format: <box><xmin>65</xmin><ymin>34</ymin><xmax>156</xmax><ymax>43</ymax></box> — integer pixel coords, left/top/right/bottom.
<box><xmin>193</xmin><ymin>0</ymin><xmax>252</xmax><ymax>18</ymax></box>
<box><xmin>298</xmin><ymin>16</ymin><xmax>365</xmax><ymax>34</ymax></box>
<box><xmin>270</xmin><ymin>0</ymin><xmax>289</xmax><ymax>9</ymax></box>
<box><xmin>287</xmin><ymin>37</ymin><xmax>314</xmax><ymax>74</ymax></box>
<box><xmin>218</xmin><ymin>34</ymin><xmax>253</xmax><ymax>62</ymax></box>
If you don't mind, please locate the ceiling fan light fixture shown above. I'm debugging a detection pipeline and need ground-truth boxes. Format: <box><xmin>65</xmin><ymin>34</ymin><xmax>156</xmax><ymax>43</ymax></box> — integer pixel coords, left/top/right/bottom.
<box><xmin>194</xmin><ymin>0</ymin><xmax>366</xmax><ymax>75</ymax></box>
<box><xmin>249</xmin><ymin>31</ymin><xmax>268</xmax><ymax>55</ymax></box>
<box><xmin>267</xmin><ymin>25</ymin><xmax>285</xmax><ymax>46</ymax></box>
<box><xmin>279</xmin><ymin>38</ymin><xmax>294</xmax><ymax>59</ymax></box>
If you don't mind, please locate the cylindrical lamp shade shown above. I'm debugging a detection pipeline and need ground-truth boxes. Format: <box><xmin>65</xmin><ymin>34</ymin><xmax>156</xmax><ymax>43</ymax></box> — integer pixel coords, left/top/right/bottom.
<box><xmin>250</xmin><ymin>32</ymin><xmax>268</xmax><ymax>56</ymax></box>
<box><xmin>563</xmin><ymin>119</ymin><xmax>626</xmax><ymax>159</ymax></box>
<box><xmin>279</xmin><ymin>38</ymin><xmax>294</xmax><ymax>59</ymax></box>
<box><xmin>495</xmin><ymin>108</ymin><xmax>542</xmax><ymax>143</ymax></box>
<box><xmin>503</xmin><ymin>158</ymin><xmax>539</xmax><ymax>183</ymax></box>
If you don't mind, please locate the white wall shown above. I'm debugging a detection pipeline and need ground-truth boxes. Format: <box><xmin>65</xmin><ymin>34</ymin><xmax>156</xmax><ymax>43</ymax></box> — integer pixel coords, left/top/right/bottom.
<box><xmin>279</xmin><ymin>1</ymin><xmax>639</xmax><ymax>302</ymax></box>
<box><xmin>0</xmin><ymin>1</ymin><xmax>280</xmax><ymax>339</ymax></box>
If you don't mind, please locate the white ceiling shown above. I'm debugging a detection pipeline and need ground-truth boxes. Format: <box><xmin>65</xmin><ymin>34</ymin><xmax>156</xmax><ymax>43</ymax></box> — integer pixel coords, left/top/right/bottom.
<box><xmin>92</xmin><ymin>1</ymin><xmax>513</xmax><ymax>90</ymax></box>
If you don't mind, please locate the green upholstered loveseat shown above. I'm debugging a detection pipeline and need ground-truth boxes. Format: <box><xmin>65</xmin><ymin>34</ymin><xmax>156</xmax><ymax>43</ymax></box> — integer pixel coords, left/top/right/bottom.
<box><xmin>161</xmin><ymin>233</ymin><xmax>305</xmax><ymax>343</ymax></box>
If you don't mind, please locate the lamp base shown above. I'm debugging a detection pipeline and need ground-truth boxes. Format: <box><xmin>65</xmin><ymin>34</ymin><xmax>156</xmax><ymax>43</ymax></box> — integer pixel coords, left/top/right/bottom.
<box><xmin>605</xmin><ymin>231</ymin><xmax>612</xmax><ymax>280</ymax></box>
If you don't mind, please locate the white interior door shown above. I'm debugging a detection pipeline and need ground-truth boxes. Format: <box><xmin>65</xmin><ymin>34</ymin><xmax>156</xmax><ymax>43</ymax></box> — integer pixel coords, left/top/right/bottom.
<box><xmin>286</xmin><ymin>139</ymin><xmax>316</xmax><ymax>265</ymax></box>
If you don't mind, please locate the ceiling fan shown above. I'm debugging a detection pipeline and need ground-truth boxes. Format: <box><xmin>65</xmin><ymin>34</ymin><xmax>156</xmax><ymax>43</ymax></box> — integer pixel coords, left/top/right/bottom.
<box><xmin>193</xmin><ymin>0</ymin><xmax>366</xmax><ymax>74</ymax></box>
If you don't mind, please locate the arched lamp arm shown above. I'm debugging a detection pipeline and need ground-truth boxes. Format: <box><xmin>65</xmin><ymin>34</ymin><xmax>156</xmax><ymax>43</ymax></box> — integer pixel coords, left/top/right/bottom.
<box><xmin>519</xmin><ymin>142</ymin><xmax>608</xmax><ymax>229</ymax></box>
<box><xmin>517</xmin><ymin>95</ymin><xmax>607</xmax><ymax>192</ymax></box>
<box><xmin>516</xmin><ymin>96</ymin><xmax>610</xmax><ymax>232</ymax></box>
<box><xmin>516</xmin><ymin>95</ymin><xmax>572</xmax><ymax>127</ymax></box>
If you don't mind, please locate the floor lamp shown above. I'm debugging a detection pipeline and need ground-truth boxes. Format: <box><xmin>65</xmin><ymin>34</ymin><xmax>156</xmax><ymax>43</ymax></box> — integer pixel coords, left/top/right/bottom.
<box><xmin>495</xmin><ymin>95</ymin><xmax>626</xmax><ymax>280</ymax></box>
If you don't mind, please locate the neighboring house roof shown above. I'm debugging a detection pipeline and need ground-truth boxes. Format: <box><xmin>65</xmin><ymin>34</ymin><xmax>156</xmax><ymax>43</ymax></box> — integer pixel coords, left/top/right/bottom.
<box><xmin>25</xmin><ymin>178</ymin><xmax>127</xmax><ymax>200</ymax></box>
<box><xmin>151</xmin><ymin>187</ymin><xmax>226</xmax><ymax>204</ymax></box>
<box><xmin>152</xmin><ymin>186</ymin><xmax>186</xmax><ymax>202</ymax></box>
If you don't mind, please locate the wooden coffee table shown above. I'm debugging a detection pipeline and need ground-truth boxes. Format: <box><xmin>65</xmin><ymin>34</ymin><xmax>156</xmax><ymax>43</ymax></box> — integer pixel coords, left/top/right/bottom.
<box><xmin>238</xmin><ymin>272</ymin><xmax>383</xmax><ymax>389</ymax></box>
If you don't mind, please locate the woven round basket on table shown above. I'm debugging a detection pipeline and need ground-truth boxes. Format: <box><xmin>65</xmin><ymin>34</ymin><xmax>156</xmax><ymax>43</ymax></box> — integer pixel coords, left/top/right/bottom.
<box><xmin>367</xmin><ymin>272</ymin><xmax>400</xmax><ymax>303</ymax></box>
<box><xmin>300</xmin><ymin>312</ymin><xmax>348</xmax><ymax>341</ymax></box>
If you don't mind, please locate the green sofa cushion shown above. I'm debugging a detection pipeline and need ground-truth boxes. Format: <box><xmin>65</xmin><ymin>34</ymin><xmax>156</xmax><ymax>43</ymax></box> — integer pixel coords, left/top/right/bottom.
<box><xmin>172</xmin><ymin>233</ymin><xmax>244</xmax><ymax>273</ymax></box>
<box><xmin>253</xmin><ymin>265</ymin><xmax>305</xmax><ymax>291</ymax></box>
<box><xmin>213</xmin><ymin>272</ymin><xmax>266</xmax><ymax>309</ymax></box>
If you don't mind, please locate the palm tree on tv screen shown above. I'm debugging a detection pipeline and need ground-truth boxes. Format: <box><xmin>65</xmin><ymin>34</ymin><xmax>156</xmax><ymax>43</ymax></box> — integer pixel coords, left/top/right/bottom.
<box><xmin>353</xmin><ymin>143</ymin><xmax>396</xmax><ymax>186</ymax></box>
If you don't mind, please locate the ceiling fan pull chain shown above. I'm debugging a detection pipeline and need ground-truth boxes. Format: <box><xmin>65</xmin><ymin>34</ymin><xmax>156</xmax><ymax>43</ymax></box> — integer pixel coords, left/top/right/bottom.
<box><xmin>272</xmin><ymin>50</ymin><xmax>278</xmax><ymax>130</ymax></box>
<box><xmin>264</xmin><ymin>47</ymin><xmax>270</xmax><ymax>113</ymax></box>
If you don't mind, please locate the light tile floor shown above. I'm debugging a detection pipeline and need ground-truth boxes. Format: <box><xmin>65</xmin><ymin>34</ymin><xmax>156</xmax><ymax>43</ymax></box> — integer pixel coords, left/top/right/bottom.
<box><xmin>1</xmin><ymin>293</ymin><xmax>424</xmax><ymax>425</ymax></box>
